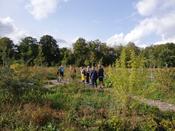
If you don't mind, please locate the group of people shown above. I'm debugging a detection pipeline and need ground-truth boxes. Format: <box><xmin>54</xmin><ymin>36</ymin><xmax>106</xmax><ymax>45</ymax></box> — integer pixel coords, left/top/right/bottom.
<box><xmin>57</xmin><ymin>64</ymin><xmax>105</xmax><ymax>88</ymax></box>
<box><xmin>80</xmin><ymin>65</ymin><xmax>104</xmax><ymax>88</ymax></box>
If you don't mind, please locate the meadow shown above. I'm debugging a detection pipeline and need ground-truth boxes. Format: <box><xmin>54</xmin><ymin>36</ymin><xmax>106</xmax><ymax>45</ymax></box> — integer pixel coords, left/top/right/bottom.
<box><xmin>0</xmin><ymin>0</ymin><xmax>175</xmax><ymax>130</ymax></box>
<box><xmin>0</xmin><ymin>63</ymin><xmax>175</xmax><ymax>131</ymax></box>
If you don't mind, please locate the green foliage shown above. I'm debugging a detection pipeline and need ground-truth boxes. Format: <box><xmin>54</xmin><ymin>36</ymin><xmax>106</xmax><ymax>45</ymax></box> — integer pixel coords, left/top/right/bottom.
<box><xmin>18</xmin><ymin>37</ymin><xmax>39</xmax><ymax>65</ymax></box>
<box><xmin>103</xmin><ymin>116</ymin><xmax>124</xmax><ymax>130</ymax></box>
<box><xmin>73</xmin><ymin>38</ymin><xmax>118</xmax><ymax>66</ymax></box>
<box><xmin>0</xmin><ymin>66</ymin><xmax>47</xmax><ymax>103</ymax></box>
<box><xmin>108</xmin><ymin>47</ymin><xmax>150</xmax><ymax>117</ymax></box>
<box><xmin>46</xmin><ymin>91</ymin><xmax>72</xmax><ymax>110</ymax></box>
<box><xmin>139</xmin><ymin>117</ymin><xmax>157</xmax><ymax>131</ymax></box>
<box><xmin>0</xmin><ymin>37</ymin><xmax>14</xmax><ymax>67</ymax></box>
<box><xmin>39</xmin><ymin>35</ymin><xmax>60</xmax><ymax>66</ymax></box>
<box><xmin>73</xmin><ymin>38</ymin><xmax>89</xmax><ymax>66</ymax></box>
<box><xmin>1</xmin><ymin>35</ymin><xmax>175</xmax><ymax>67</ymax></box>
<box><xmin>42</xmin><ymin>122</ymin><xmax>57</xmax><ymax>131</ymax></box>
<box><xmin>107</xmin><ymin>44</ymin><xmax>175</xmax><ymax>130</ymax></box>
<box><xmin>0</xmin><ymin>53</ymin><xmax>174</xmax><ymax>131</ymax></box>
<box><xmin>120</xmin><ymin>47</ymin><xmax>127</xmax><ymax>68</ymax></box>
<box><xmin>60</xmin><ymin>48</ymin><xmax>75</xmax><ymax>65</ymax></box>
<box><xmin>143</xmin><ymin>43</ymin><xmax>175</xmax><ymax>67</ymax></box>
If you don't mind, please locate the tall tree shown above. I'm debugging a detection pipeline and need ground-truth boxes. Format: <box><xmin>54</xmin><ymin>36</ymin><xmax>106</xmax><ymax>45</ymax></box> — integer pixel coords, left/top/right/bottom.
<box><xmin>39</xmin><ymin>35</ymin><xmax>60</xmax><ymax>66</ymax></box>
<box><xmin>0</xmin><ymin>37</ymin><xmax>14</xmax><ymax>66</ymax></box>
<box><xmin>73</xmin><ymin>38</ymin><xmax>89</xmax><ymax>66</ymax></box>
<box><xmin>60</xmin><ymin>48</ymin><xmax>75</xmax><ymax>65</ymax></box>
<box><xmin>88</xmin><ymin>40</ymin><xmax>103</xmax><ymax>65</ymax></box>
<box><xmin>142</xmin><ymin>43</ymin><xmax>175</xmax><ymax>67</ymax></box>
<box><xmin>125</xmin><ymin>42</ymin><xmax>140</xmax><ymax>67</ymax></box>
<box><xmin>18</xmin><ymin>36</ymin><xmax>39</xmax><ymax>65</ymax></box>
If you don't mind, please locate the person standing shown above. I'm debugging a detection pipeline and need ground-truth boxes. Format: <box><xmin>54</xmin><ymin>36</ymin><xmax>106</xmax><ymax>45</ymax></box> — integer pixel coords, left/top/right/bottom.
<box><xmin>90</xmin><ymin>66</ymin><xmax>98</xmax><ymax>87</ymax></box>
<box><xmin>80</xmin><ymin>66</ymin><xmax>86</xmax><ymax>83</ymax></box>
<box><xmin>57</xmin><ymin>65</ymin><xmax>64</xmax><ymax>82</ymax></box>
<box><xmin>85</xmin><ymin>66</ymin><xmax>90</xmax><ymax>84</ymax></box>
<box><xmin>98</xmin><ymin>65</ymin><xmax>104</xmax><ymax>89</ymax></box>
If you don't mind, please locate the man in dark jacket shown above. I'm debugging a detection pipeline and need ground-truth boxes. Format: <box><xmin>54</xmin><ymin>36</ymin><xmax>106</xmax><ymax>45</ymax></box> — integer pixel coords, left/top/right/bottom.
<box><xmin>98</xmin><ymin>65</ymin><xmax>104</xmax><ymax>88</ymax></box>
<box><xmin>90</xmin><ymin>66</ymin><xmax>98</xmax><ymax>87</ymax></box>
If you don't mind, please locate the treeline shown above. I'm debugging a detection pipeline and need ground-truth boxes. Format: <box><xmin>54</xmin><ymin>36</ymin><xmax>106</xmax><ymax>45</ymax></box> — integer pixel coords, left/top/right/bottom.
<box><xmin>0</xmin><ymin>35</ymin><xmax>175</xmax><ymax>67</ymax></box>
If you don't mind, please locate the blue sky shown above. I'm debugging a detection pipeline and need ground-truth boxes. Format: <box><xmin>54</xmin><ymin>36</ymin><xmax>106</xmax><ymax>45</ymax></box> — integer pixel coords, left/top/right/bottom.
<box><xmin>0</xmin><ymin>0</ymin><xmax>175</xmax><ymax>47</ymax></box>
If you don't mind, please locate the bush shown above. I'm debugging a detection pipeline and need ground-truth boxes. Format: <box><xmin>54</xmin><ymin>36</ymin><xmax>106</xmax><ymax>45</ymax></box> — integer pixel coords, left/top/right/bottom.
<box><xmin>103</xmin><ymin>116</ymin><xmax>124</xmax><ymax>130</ymax></box>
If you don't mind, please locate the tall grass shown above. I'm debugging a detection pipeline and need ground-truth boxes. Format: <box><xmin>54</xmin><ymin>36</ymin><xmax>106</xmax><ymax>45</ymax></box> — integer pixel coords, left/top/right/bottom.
<box><xmin>0</xmin><ymin>59</ymin><xmax>175</xmax><ymax>130</ymax></box>
<box><xmin>108</xmin><ymin>47</ymin><xmax>175</xmax><ymax>110</ymax></box>
<box><xmin>108</xmin><ymin>48</ymin><xmax>145</xmax><ymax>111</ymax></box>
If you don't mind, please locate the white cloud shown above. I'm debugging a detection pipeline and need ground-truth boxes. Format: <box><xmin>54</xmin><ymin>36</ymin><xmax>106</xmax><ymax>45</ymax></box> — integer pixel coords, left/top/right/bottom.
<box><xmin>71</xmin><ymin>36</ymin><xmax>80</xmax><ymax>43</ymax></box>
<box><xmin>0</xmin><ymin>17</ymin><xmax>14</xmax><ymax>36</ymax></box>
<box><xmin>26</xmin><ymin>0</ymin><xmax>69</xmax><ymax>20</ymax></box>
<box><xmin>0</xmin><ymin>17</ymin><xmax>26</xmax><ymax>43</ymax></box>
<box><xmin>136</xmin><ymin>0</ymin><xmax>159</xmax><ymax>16</ymax></box>
<box><xmin>136</xmin><ymin>0</ymin><xmax>175</xmax><ymax>16</ymax></box>
<box><xmin>106</xmin><ymin>33</ymin><xmax>126</xmax><ymax>46</ymax></box>
<box><xmin>154</xmin><ymin>37</ymin><xmax>175</xmax><ymax>45</ymax></box>
<box><xmin>107</xmin><ymin>0</ymin><xmax>175</xmax><ymax>47</ymax></box>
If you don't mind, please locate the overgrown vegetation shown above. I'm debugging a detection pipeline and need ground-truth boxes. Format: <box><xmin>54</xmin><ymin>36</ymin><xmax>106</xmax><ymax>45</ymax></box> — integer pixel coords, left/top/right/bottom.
<box><xmin>0</xmin><ymin>37</ymin><xmax>175</xmax><ymax>130</ymax></box>
<box><xmin>0</xmin><ymin>62</ymin><xmax>174</xmax><ymax>130</ymax></box>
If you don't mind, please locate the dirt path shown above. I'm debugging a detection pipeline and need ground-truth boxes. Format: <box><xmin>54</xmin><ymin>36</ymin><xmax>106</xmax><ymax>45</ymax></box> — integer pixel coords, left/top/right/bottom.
<box><xmin>132</xmin><ymin>96</ymin><xmax>175</xmax><ymax>112</ymax></box>
<box><xmin>43</xmin><ymin>79</ymin><xmax>69</xmax><ymax>89</ymax></box>
<box><xmin>44</xmin><ymin>79</ymin><xmax>175</xmax><ymax>112</ymax></box>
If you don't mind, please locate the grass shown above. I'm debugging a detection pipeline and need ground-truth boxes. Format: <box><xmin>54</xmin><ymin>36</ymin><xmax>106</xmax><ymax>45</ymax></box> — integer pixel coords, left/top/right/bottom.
<box><xmin>133</xmin><ymin>68</ymin><xmax>175</xmax><ymax>104</ymax></box>
<box><xmin>0</xmin><ymin>65</ymin><xmax>175</xmax><ymax>130</ymax></box>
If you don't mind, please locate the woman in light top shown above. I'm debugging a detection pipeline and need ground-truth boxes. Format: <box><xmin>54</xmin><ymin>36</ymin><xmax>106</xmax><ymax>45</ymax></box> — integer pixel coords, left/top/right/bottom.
<box><xmin>80</xmin><ymin>66</ymin><xmax>86</xmax><ymax>83</ymax></box>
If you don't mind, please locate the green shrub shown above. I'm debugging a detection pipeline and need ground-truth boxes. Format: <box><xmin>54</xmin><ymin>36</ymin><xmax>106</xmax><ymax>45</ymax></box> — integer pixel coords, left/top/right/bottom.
<box><xmin>46</xmin><ymin>72</ymin><xmax>57</xmax><ymax>80</ymax></box>
<box><xmin>160</xmin><ymin>119</ymin><xmax>175</xmax><ymax>130</ymax></box>
<box><xmin>139</xmin><ymin>117</ymin><xmax>158</xmax><ymax>131</ymax></box>
<box><xmin>102</xmin><ymin>116</ymin><xmax>124</xmax><ymax>131</ymax></box>
<box><xmin>45</xmin><ymin>91</ymin><xmax>72</xmax><ymax>110</ymax></box>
